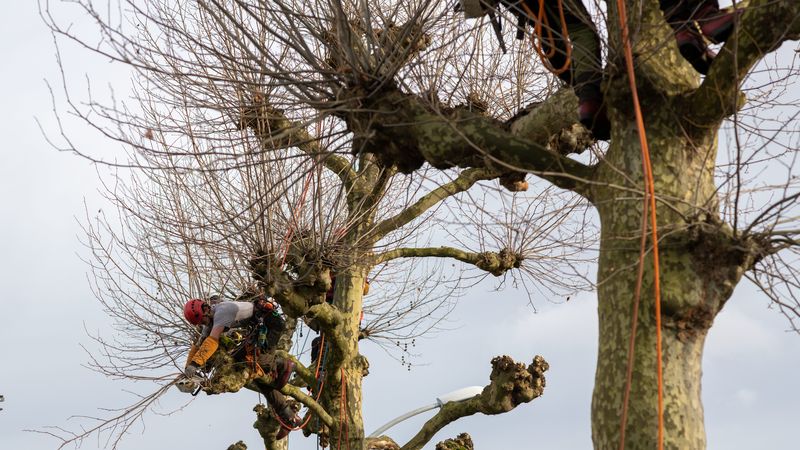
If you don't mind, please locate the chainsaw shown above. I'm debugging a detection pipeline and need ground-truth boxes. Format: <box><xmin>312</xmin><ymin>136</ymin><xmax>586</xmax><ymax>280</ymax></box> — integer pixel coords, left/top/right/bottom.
<box><xmin>176</xmin><ymin>373</ymin><xmax>209</xmax><ymax>396</ymax></box>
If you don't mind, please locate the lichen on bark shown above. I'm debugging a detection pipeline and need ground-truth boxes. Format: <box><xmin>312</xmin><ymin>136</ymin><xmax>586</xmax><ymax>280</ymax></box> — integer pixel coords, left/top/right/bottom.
<box><xmin>227</xmin><ymin>440</ymin><xmax>248</xmax><ymax>450</ymax></box>
<box><xmin>435</xmin><ymin>433</ymin><xmax>474</xmax><ymax>450</ymax></box>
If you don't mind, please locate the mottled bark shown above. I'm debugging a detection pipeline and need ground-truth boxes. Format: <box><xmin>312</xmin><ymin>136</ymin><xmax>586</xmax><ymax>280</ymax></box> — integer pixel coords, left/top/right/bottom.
<box><xmin>587</xmin><ymin>2</ymin><xmax>769</xmax><ymax>446</ymax></box>
<box><xmin>590</xmin><ymin>124</ymin><xmax>722</xmax><ymax>449</ymax></box>
<box><xmin>684</xmin><ymin>0</ymin><xmax>800</xmax><ymax>127</ymax></box>
<box><xmin>227</xmin><ymin>440</ymin><xmax>247</xmax><ymax>450</ymax></box>
<box><xmin>319</xmin><ymin>270</ymin><xmax>370</xmax><ymax>450</ymax></box>
<box><xmin>508</xmin><ymin>88</ymin><xmax>595</xmax><ymax>156</ymax></box>
<box><xmin>577</xmin><ymin>0</ymin><xmax>798</xmax><ymax>447</ymax></box>
<box><xmin>366</xmin><ymin>436</ymin><xmax>401</xmax><ymax>450</ymax></box>
<box><xmin>253</xmin><ymin>403</ymin><xmax>289</xmax><ymax>450</ymax></box>
<box><xmin>345</xmin><ymin>88</ymin><xmax>595</xmax><ymax>196</ymax></box>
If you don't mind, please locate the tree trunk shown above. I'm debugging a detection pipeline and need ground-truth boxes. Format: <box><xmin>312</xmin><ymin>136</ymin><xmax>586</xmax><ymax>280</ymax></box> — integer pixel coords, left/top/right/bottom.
<box><xmin>324</xmin><ymin>269</ymin><xmax>369</xmax><ymax>450</ymax></box>
<box><xmin>592</xmin><ymin>231</ymin><xmax>713</xmax><ymax>450</ymax></box>
<box><xmin>585</xmin><ymin>1</ymin><xmax>750</xmax><ymax>446</ymax></box>
<box><xmin>589</xmin><ymin>81</ymin><xmax>750</xmax><ymax>448</ymax></box>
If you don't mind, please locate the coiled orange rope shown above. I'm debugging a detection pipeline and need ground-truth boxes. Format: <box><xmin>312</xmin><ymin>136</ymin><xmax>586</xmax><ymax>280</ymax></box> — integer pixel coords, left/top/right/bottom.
<box><xmin>520</xmin><ymin>0</ymin><xmax>573</xmax><ymax>75</ymax></box>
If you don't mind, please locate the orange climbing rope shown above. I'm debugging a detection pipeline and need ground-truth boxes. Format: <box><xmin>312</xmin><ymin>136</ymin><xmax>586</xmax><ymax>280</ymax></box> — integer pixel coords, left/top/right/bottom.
<box><xmin>314</xmin><ymin>334</ymin><xmax>327</xmax><ymax>380</ymax></box>
<box><xmin>336</xmin><ymin>368</ymin><xmax>350</xmax><ymax>450</ymax></box>
<box><xmin>273</xmin><ymin>168</ymin><xmax>359</xmax><ymax>441</ymax></box>
<box><xmin>614</xmin><ymin>0</ymin><xmax>664</xmax><ymax>449</ymax></box>
<box><xmin>520</xmin><ymin>0</ymin><xmax>573</xmax><ymax>75</ymax></box>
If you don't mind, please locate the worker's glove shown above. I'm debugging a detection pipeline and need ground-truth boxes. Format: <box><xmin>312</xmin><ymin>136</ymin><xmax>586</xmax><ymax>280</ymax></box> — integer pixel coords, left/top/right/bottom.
<box><xmin>185</xmin><ymin>362</ymin><xmax>200</xmax><ymax>378</ymax></box>
<box><xmin>190</xmin><ymin>336</ymin><xmax>219</xmax><ymax>367</ymax></box>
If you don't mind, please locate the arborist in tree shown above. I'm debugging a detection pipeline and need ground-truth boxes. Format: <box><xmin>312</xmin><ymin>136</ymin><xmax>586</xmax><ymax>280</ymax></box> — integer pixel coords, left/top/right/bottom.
<box><xmin>183</xmin><ymin>296</ymin><xmax>303</xmax><ymax>439</ymax></box>
<box><xmin>459</xmin><ymin>0</ymin><xmax>611</xmax><ymax>140</ymax></box>
<box><xmin>658</xmin><ymin>0</ymin><xmax>745</xmax><ymax>74</ymax></box>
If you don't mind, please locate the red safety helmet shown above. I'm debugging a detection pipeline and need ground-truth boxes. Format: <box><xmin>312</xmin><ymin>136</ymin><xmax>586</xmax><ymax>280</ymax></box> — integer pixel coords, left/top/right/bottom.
<box><xmin>184</xmin><ymin>299</ymin><xmax>206</xmax><ymax>325</ymax></box>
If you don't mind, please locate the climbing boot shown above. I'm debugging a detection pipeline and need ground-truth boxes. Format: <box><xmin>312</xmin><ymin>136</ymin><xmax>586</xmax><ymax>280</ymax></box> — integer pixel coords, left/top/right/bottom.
<box><xmin>275</xmin><ymin>406</ymin><xmax>303</xmax><ymax>440</ymax></box>
<box><xmin>578</xmin><ymin>97</ymin><xmax>611</xmax><ymax>141</ymax></box>
<box><xmin>674</xmin><ymin>28</ymin><xmax>716</xmax><ymax>74</ymax></box>
<box><xmin>694</xmin><ymin>2</ymin><xmax>744</xmax><ymax>44</ymax></box>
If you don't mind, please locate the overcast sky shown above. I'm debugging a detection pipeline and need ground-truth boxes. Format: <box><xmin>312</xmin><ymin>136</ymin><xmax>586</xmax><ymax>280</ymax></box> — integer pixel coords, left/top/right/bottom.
<box><xmin>2</xmin><ymin>3</ymin><xmax>799</xmax><ymax>450</ymax></box>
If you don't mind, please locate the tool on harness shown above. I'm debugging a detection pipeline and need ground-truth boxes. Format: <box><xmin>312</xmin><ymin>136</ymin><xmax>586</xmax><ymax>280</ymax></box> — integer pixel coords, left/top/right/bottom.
<box><xmin>257</xmin><ymin>319</ymin><xmax>269</xmax><ymax>350</ymax></box>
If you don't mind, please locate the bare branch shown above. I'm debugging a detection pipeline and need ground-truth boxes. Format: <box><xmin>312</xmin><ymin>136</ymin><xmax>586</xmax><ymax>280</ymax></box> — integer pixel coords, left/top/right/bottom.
<box><xmin>281</xmin><ymin>384</ymin><xmax>335</xmax><ymax>428</ymax></box>
<box><xmin>374</xmin><ymin>246</ymin><xmax>522</xmax><ymax>277</ymax></box>
<box><xmin>400</xmin><ymin>355</ymin><xmax>548</xmax><ymax>450</ymax></box>
<box><xmin>239</xmin><ymin>92</ymin><xmax>358</xmax><ymax>189</ymax></box>
<box><xmin>370</xmin><ymin>168</ymin><xmax>496</xmax><ymax>239</ymax></box>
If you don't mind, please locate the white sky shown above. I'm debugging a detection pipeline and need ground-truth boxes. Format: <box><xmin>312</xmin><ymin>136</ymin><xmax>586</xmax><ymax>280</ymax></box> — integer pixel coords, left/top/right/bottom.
<box><xmin>1</xmin><ymin>2</ymin><xmax>799</xmax><ymax>450</ymax></box>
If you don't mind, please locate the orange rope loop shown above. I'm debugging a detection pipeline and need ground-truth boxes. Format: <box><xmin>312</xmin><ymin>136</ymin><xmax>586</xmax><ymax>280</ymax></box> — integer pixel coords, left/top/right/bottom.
<box><xmin>520</xmin><ymin>0</ymin><xmax>572</xmax><ymax>75</ymax></box>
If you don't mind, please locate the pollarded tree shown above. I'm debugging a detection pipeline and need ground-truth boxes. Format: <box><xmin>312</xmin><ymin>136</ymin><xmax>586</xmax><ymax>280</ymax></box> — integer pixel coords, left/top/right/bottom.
<box><xmin>42</xmin><ymin>0</ymin><xmax>800</xmax><ymax>449</ymax></box>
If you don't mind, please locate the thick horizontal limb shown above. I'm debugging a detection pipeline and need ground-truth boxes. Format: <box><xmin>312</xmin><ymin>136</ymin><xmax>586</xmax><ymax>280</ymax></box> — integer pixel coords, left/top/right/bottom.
<box><xmin>281</xmin><ymin>384</ymin><xmax>335</xmax><ymax>428</ymax></box>
<box><xmin>346</xmin><ymin>89</ymin><xmax>595</xmax><ymax>196</ymax></box>
<box><xmin>274</xmin><ymin>350</ymin><xmax>317</xmax><ymax>387</ymax></box>
<box><xmin>508</xmin><ymin>88</ymin><xmax>594</xmax><ymax>156</ymax></box>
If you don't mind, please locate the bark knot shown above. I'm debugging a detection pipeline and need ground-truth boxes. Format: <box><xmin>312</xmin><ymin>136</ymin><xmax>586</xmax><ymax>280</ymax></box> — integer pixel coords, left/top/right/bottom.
<box><xmin>436</xmin><ymin>433</ymin><xmax>474</xmax><ymax>450</ymax></box>
<box><xmin>479</xmin><ymin>354</ymin><xmax>548</xmax><ymax>414</ymax></box>
<box><xmin>475</xmin><ymin>248</ymin><xmax>523</xmax><ymax>276</ymax></box>
<box><xmin>367</xmin><ymin>436</ymin><xmax>401</xmax><ymax>450</ymax></box>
